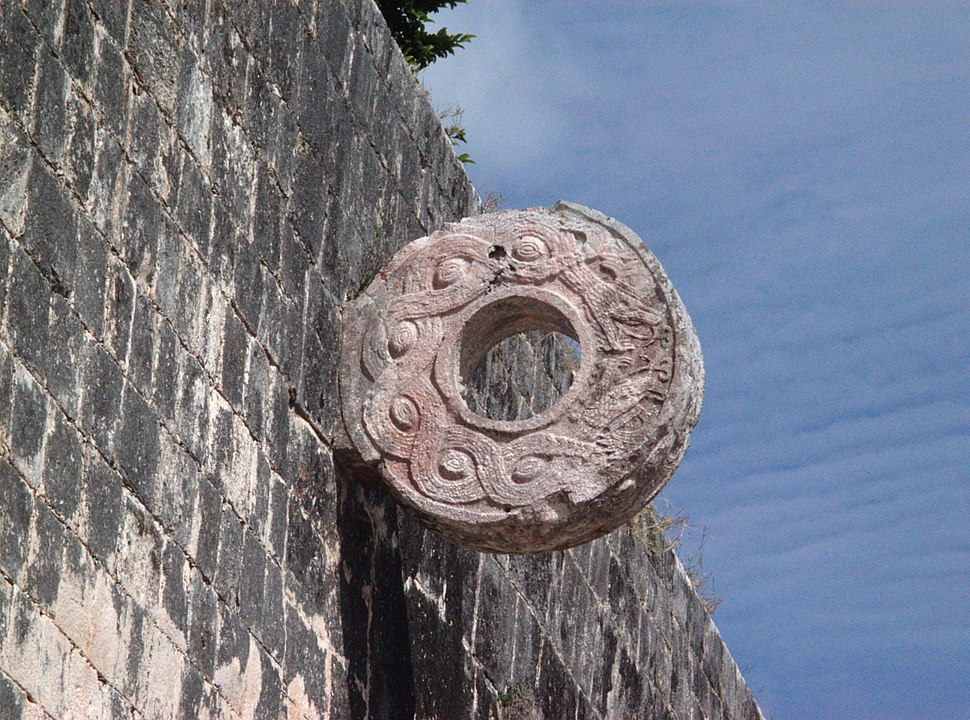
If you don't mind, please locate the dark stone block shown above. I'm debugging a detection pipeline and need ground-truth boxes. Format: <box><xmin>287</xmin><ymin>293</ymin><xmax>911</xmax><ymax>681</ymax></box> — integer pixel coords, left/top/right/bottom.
<box><xmin>282</xmin><ymin>607</ymin><xmax>328</xmax><ymax>703</ymax></box>
<box><xmin>82</xmin><ymin>453</ymin><xmax>122</xmax><ymax>564</ymax></box>
<box><xmin>187</xmin><ymin>570</ymin><xmax>218</xmax><ymax>680</ymax></box>
<box><xmin>259</xmin><ymin>562</ymin><xmax>285</xmax><ymax>661</ymax></box>
<box><xmin>152</xmin><ymin>321</ymin><xmax>179</xmax><ymax>422</ymax></box>
<box><xmin>22</xmin><ymin>0</ymin><xmax>61</xmax><ymax>48</ymax></box>
<box><xmin>80</xmin><ymin>341</ymin><xmax>123</xmax><ymax>454</ymax></box>
<box><xmin>0</xmin><ymin>7</ymin><xmax>40</xmax><ymax>121</ymax></box>
<box><xmin>473</xmin><ymin>559</ymin><xmax>515</xmax><ymax>682</ymax></box>
<box><xmin>254</xmin><ymin>171</ymin><xmax>283</xmax><ymax>275</ymax></box>
<box><xmin>92</xmin><ymin>33</ymin><xmax>130</xmax><ymax>139</ymax></box>
<box><xmin>215</xmin><ymin>604</ymin><xmax>249</xmax><ymax>678</ymax></box>
<box><xmin>195</xmin><ymin>479</ymin><xmax>222</xmax><ymax>582</ymax></box>
<box><xmin>119</xmin><ymin>175</ymin><xmax>160</xmax><ymax>286</ymax></box>
<box><xmin>73</xmin><ymin>222</ymin><xmax>107</xmax><ymax>343</ymax></box>
<box><xmin>250</xmin><ymin>452</ymin><xmax>271</xmax><ymax>541</ymax></box>
<box><xmin>243</xmin><ymin>65</ymin><xmax>279</xmax><ymax>152</ymax></box>
<box><xmin>238</xmin><ymin>532</ymin><xmax>266</xmax><ymax>630</ymax></box>
<box><xmin>104</xmin><ymin>259</ymin><xmax>135</xmax><ymax>362</ymax></box>
<box><xmin>26</xmin><ymin>500</ymin><xmax>65</xmax><ymax>606</ymax></box>
<box><xmin>266</xmin><ymin>376</ymin><xmax>290</xmax><ymax>473</ymax></box>
<box><xmin>279</xmin><ymin>222</ymin><xmax>310</xmax><ymax>308</ymax></box>
<box><xmin>204</xmin><ymin>6</ymin><xmax>249</xmax><ymax>120</ymax></box>
<box><xmin>21</xmin><ymin>160</ymin><xmax>77</xmax><ymax>296</ymax></box>
<box><xmin>214</xmin><ymin>504</ymin><xmax>243</xmax><ymax>606</ymax></box>
<box><xmin>43</xmin><ymin>411</ymin><xmax>83</xmax><ymax>521</ymax></box>
<box><xmin>0</xmin><ymin>670</ymin><xmax>25</xmax><ymax>719</ymax></box>
<box><xmin>121</xmin><ymin>602</ymin><xmax>148</xmax><ymax>697</ymax></box>
<box><xmin>45</xmin><ymin>295</ymin><xmax>84</xmax><ymax>416</ymax></box>
<box><xmin>61</xmin><ymin>0</ymin><xmax>96</xmax><ymax>89</ymax></box>
<box><xmin>174</xmin><ymin>153</ymin><xmax>212</xmax><ymax>256</ymax></box>
<box><xmin>114</xmin><ymin>386</ymin><xmax>160</xmax><ymax>504</ymax></box>
<box><xmin>221</xmin><ymin>310</ymin><xmax>248</xmax><ymax>411</ymax></box>
<box><xmin>0</xmin><ymin>460</ymin><xmax>32</xmax><ymax>579</ymax></box>
<box><xmin>32</xmin><ymin>47</ymin><xmax>71</xmax><ymax>163</ymax></box>
<box><xmin>243</xmin><ymin>342</ymin><xmax>269</xmax><ymax>441</ymax></box>
<box><xmin>288</xmin><ymin>145</ymin><xmax>328</xmax><ymax>257</ymax></box>
<box><xmin>10</xmin><ymin>367</ymin><xmax>47</xmax><ymax>481</ymax></box>
<box><xmin>255</xmin><ymin>651</ymin><xmax>284</xmax><ymax>719</ymax></box>
<box><xmin>62</xmin><ymin>98</ymin><xmax>97</xmax><ymax>198</ymax></box>
<box><xmin>177</xmin><ymin>664</ymin><xmax>206</xmax><ymax>718</ymax></box>
<box><xmin>267</xmin><ymin>476</ymin><xmax>288</xmax><ymax>561</ymax></box>
<box><xmin>536</xmin><ymin>645</ymin><xmax>579</xmax><ymax>720</ymax></box>
<box><xmin>0</xmin><ymin>343</ymin><xmax>10</xmax><ymax>429</ymax></box>
<box><xmin>128</xmin><ymin>295</ymin><xmax>155</xmax><ymax>388</ymax></box>
<box><xmin>161</xmin><ymin>540</ymin><xmax>188</xmax><ymax>636</ymax></box>
<box><xmin>233</xmin><ymin>239</ymin><xmax>264</xmax><ymax>330</ymax></box>
<box><xmin>127</xmin><ymin>0</ymin><xmax>186</xmax><ymax>118</ymax></box>
<box><xmin>407</xmin><ymin>588</ymin><xmax>470</xmax><ymax>719</ymax></box>
<box><xmin>177</xmin><ymin>355</ymin><xmax>208</xmax><ymax>461</ymax></box>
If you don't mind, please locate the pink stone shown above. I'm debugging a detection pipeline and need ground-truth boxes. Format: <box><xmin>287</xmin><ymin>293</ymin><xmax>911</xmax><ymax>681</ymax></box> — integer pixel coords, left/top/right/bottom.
<box><xmin>339</xmin><ymin>202</ymin><xmax>704</xmax><ymax>552</ymax></box>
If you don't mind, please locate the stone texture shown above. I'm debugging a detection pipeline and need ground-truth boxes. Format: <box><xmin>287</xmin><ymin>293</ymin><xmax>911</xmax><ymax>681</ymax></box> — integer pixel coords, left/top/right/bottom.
<box><xmin>0</xmin><ymin>1</ymin><xmax>760</xmax><ymax>718</ymax></box>
<box><xmin>340</xmin><ymin>204</ymin><xmax>704</xmax><ymax>552</ymax></box>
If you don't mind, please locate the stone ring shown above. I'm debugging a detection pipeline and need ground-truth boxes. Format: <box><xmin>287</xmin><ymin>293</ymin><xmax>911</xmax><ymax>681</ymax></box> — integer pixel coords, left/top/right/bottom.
<box><xmin>339</xmin><ymin>201</ymin><xmax>704</xmax><ymax>553</ymax></box>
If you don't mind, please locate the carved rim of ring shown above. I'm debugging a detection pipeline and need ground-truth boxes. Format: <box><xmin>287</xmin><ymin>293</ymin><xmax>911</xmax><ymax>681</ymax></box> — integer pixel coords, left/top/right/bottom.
<box><xmin>339</xmin><ymin>201</ymin><xmax>704</xmax><ymax>553</ymax></box>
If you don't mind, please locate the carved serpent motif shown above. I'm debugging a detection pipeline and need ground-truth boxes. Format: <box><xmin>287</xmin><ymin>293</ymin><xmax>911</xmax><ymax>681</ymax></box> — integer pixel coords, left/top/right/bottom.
<box><xmin>339</xmin><ymin>202</ymin><xmax>704</xmax><ymax>552</ymax></box>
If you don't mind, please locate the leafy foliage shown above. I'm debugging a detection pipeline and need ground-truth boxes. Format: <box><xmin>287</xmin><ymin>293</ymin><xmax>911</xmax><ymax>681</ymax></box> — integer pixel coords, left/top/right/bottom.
<box><xmin>439</xmin><ymin>104</ymin><xmax>474</xmax><ymax>163</ymax></box>
<box><xmin>378</xmin><ymin>1</ymin><xmax>474</xmax><ymax>70</ymax></box>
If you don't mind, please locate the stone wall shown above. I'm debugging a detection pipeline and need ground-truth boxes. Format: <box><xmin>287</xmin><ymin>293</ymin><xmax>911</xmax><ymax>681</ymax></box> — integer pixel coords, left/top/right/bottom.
<box><xmin>0</xmin><ymin>0</ymin><xmax>762</xmax><ymax>718</ymax></box>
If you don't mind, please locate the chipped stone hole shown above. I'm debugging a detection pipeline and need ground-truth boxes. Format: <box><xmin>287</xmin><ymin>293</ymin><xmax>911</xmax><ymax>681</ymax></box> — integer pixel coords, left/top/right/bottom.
<box><xmin>458</xmin><ymin>295</ymin><xmax>581</xmax><ymax>422</ymax></box>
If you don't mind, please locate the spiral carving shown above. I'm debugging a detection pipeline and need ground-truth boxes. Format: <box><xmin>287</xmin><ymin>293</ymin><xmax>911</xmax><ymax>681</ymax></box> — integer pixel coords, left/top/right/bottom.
<box><xmin>338</xmin><ymin>202</ymin><xmax>704</xmax><ymax>552</ymax></box>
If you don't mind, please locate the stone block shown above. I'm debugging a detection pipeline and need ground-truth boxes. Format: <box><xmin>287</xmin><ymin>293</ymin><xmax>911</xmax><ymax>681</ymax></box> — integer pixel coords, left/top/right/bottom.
<box><xmin>31</xmin><ymin>46</ymin><xmax>73</xmax><ymax>164</ymax></box>
<box><xmin>221</xmin><ymin>311</ymin><xmax>249</xmax><ymax>415</ymax></box>
<box><xmin>118</xmin><ymin>174</ymin><xmax>160</xmax><ymax>286</ymax></box>
<box><xmin>0</xmin><ymin>6</ymin><xmax>40</xmax><ymax>123</ymax></box>
<box><xmin>85</xmin><ymin>126</ymin><xmax>127</xmax><ymax>237</ymax></box>
<box><xmin>91</xmin><ymin>29</ymin><xmax>131</xmax><ymax>140</ymax></box>
<box><xmin>81</xmin><ymin>451</ymin><xmax>123</xmax><ymax>568</ymax></box>
<box><xmin>238</xmin><ymin>532</ymin><xmax>266</xmax><ymax>631</ymax></box>
<box><xmin>9</xmin><ymin>364</ymin><xmax>48</xmax><ymax>490</ymax></box>
<box><xmin>79</xmin><ymin>340</ymin><xmax>123</xmax><ymax>454</ymax></box>
<box><xmin>114</xmin><ymin>386</ymin><xmax>160</xmax><ymax>504</ymax></box>
<box><xmin>214</xmin><ymin>504</ymin><xmax>243</xmax><ymax>606</ymax></box>
<box><xmin>7</xmin><ymin>247</ymin><xmax>50</xmax><ymax>369</ymax></box>
<box><xmin>152</xmin><ymin>320</ymin><xmax>180</xmax><ymax>423</ymax></box>
<box><xmin>60</xmin><ymin>0</ymin><xmax>96</xmax><ymax>90</ymax></box>
<box><xmin>25</xmin><ymin>499</ymin><xmax>66</xmax><ymax>607</ymax></box>
<box><xmin>187</xmin><ymin>569</ymin><xmax>218</xmax><ymax>681</ymax></box>
<box><xmin>174</xmin><ymin>152</ymin><xmax>213</xmax><ymax>256</ymax></box>
<box><xmin>0</xmin><ymin>460</ymin><xmax>33</xmax><ymax>580</ymax></box>
<box><xmin>114</xmin><ymin>496</ymin><xmax>163</xmax><ymax>612</ymax></box>
<box><xmin>42</xmin><ymin>410</ymin><xmax>83</xmax><ymax>522</ymax></box>
<box><xmin>193</xmin><ymin>477</ymin><xmax>222</xmax><ymax>583</ymax></box>
<box><xmin>45</xmin><ymin>296</ymin><xmax>85</xmax><ymax>417</ymax></box>
<box><xmin>176</xmin><ymin>354</ymin><xmax>209</xmax><ymax>461</ymax></box>
<box><xmin>0</xmin><ymin>110</ymin><xmax>32</xmax><ymax>236</ymax></box>
<box><xmin>125</xmin><ymin>294</ymin><xmax>154</xmax><ymax>389</ymax></box>
<box><xmin>161</xmin><ymin>539</ymin><xmax>189</xmax><ymax>640</ymax></box>
<box><xmin>103</xmin><ymin>258</ymin><xmax>136</xmax><ymax>367</ymax></box>
<box><xmin>127</xmin><ymin>0</ymin><xmax>186</xmax><ymax>118</ymax></box>
<box><xmin>204</xmin><ymin>5</ymin><xmax>249</xmax><ymax>120</ymax></box>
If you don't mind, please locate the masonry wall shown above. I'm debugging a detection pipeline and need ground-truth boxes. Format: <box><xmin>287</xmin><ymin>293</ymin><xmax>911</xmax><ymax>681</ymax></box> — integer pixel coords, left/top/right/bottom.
<box><xmin>0</xmin><ymin>1</ymin><xmax>762</xmax><ymax>718</ymax></box>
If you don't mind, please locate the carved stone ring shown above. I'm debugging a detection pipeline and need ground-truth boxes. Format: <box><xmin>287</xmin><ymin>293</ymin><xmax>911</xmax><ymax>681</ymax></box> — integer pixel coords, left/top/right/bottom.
<box><xmin>339</xmin><ymin>201</ymin><xmax>704</xmax><ymax>553</ymax></box>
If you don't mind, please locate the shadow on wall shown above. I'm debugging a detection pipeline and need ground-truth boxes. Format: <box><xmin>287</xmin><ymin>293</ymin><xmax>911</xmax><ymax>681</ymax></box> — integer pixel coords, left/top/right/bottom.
<box><xmin>336</xmin><ymin>461</ymin><xmax>416</xmax><ymax>720</ymax></box>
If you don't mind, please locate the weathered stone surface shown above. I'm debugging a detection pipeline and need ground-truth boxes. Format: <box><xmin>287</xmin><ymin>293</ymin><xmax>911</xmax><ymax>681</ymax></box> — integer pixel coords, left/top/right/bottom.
<box><xmin>340</xmin><ymin>203</ymin><xmax>704</xmax><ymax>552</ymax></box>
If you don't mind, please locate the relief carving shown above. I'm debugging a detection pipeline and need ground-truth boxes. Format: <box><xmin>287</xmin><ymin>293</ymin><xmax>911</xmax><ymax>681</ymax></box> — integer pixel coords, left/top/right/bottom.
<box><xmin>339</xmin><ymin>201</ymin><xmax>704</xmax><ymax>552</ymax></box>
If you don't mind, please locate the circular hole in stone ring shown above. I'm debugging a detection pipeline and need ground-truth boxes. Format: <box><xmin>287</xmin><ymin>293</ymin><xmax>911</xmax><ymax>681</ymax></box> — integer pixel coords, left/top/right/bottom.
<box><xmin>436</xmin><ymin>287</ymin><xmax>595</xmax><ymax>433</ymax></box>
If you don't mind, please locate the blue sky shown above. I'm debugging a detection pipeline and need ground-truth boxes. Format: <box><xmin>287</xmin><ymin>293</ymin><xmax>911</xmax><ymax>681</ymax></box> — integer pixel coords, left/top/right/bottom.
<box><xmin>421</xmin><ymin>3</ymin><xmax>970</xmax><ymax>718</ymax></box>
